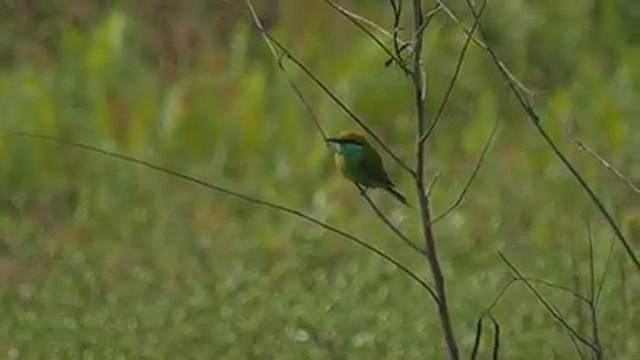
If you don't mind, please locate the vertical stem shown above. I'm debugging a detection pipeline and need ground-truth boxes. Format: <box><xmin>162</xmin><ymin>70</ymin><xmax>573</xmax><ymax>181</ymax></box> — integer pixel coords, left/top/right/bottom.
<box><xmin>587</xmin><ymin>227</ymin><xmax>602</xmax><ymax>360</ymax></box>
<box><xmin>411</xmin><ymin>1</ymin><xmax>459</xmax><ymax>359</ymax></box>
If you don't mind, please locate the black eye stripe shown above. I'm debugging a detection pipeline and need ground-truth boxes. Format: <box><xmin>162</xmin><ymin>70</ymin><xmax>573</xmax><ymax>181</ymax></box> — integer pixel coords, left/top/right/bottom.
<box><xmin>334</xmin><ymin>139</ymin><xmax>364</xmax><ymax>146</ymax></box>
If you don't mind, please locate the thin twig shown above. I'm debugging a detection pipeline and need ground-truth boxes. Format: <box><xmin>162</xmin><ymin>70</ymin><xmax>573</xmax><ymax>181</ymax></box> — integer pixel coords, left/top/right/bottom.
<box><xmin>426</xmin><ymin>172</ymin><xmax>440</xmax><ymax>198</ymax></box>
<box><xmin>354</xmin><ymin>183</ymin><xmax>426</xmax><ymax>257</ymax></box>
<box><xmin>463</xmin><ymin>0</ymin><xmax>640</xmax><ymax>270</ymax></box>
<box><xmin>247</xmin><ymin>1</ymin><xmax>414</xmax><ymax>176</ymax></box>
<box><xmin>484</xmin><ymin>277</ymin><xmax>518</xmax><ymax>314</ymax></box>
<box><xmin>436</xmin><ymin>0</ymin><xmax>487</xmax><ymax>50</ymax></box>
<box><xmin>413</xmin><ymin>5</ymin><xmax>442</xmax><ymax>42</ymax></box>
<box><xmin>418</xmin><ymin>0</ymin><xmax>486</xmax><ymax>145</ymax></box>
<box><xmin>486</xmin><ymin>271</ymin><xmax>592</xmax><ymax>357</ymax></box>
<box><xmin>484</xmin><ymin>276</ymin><xmax>591</xmax><ymax>315</ymax></box>
<box><xmin>470</xmin><ymin>313</ymin><xmax>500</xmax><ymax>359</ymax></box>
<box><xmin>525</xmin><ymin>278</ymin><xmax>590</xmax><ymax>305</ymax></box>
<box><xmin>482</xmin><ymin>272</ymin><xmax>595</xmax><ymax>360</ymax></box>
<box><xmin>388</xmin><ymin>0</ymin><xmax>405</xmax><ymax>70</ymax></box>
<box><xmin>480</xmin><ymin>271</ymin><xmax>586</xmax><ymax>360</ymax></box>
<box><xmin>489</xmin><ymin>316</ymin><xmax>500</xmax><ymax>360</ymax></box>
<box><xmin>498</xmin><ymin>252</ymin><xmax>599</xmax><ymax>354</ymax></box>
<box><xmin>429</xmin><ymin>117</ymin><xmax>499</xmax><ymax>227</ymax></box>
<box><xmin>247</xmin><ymin>2</ymin><xmax>328</xmax><ymax>140</ymax></box>
<box><xmin>397</xmin><ymin>3</ymin><xmax>442</xmax><ymax>67</ymax></box>
<box><xmin>323</xmin><ymin>0</ymin><xmax>411</xmax><ymax>75</ymax></box>
<box><xmin>586</xmin><ymin>223</ymin><xmax>603</xmax><ymax>359</ymax></box>
<box><xmin>574</xmin><ymin>137</ymin><xmax>640</xmax><ymax>194</ymax></box>
<box><xmin>470</xmin><ymin>317</ymin><xmax>483</xmax><ymax>360</ymax></box>
<box><xmin>595</xmin><ymin>235</ymin><xmax>616</xmax><ymax>306</ymax></box>
<box><xmin>436</xmin><ymin>0</ymin><xmax>532</xmax><ymax>96</ymax></box>
<box><xmin>4</xmin><ymin>131</ymin><xmax>438</xmax><ymax>302</ymax></box>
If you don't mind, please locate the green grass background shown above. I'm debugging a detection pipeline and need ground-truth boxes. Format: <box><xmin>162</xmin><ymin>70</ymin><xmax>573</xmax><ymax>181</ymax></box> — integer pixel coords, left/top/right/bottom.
<box><xmin>0</xmin><ymin>0</ymin><xmax>638</xmax><ymax>358</ymax></box>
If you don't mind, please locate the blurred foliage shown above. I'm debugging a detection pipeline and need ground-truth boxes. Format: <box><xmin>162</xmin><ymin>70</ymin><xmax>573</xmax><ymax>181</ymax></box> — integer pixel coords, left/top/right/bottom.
<box><xmin>0</xmin><ymin>0</ymin><xmax>638</xmax><ymax>358</ymax></box>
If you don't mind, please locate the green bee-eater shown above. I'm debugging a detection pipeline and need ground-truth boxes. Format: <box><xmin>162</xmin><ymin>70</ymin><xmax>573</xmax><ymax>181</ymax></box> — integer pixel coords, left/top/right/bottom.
<box><xmin>326</xmin><ymin>131</ymin><xmax>409</xmax><ymax>206</ymax></box>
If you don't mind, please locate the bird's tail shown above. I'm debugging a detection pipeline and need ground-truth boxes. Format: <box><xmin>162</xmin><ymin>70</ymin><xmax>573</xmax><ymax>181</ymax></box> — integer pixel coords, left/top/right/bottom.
<box><xmin>385</xmin><ymin>186</ymin><xmax>411</xmax><ymax>207</ymax></box>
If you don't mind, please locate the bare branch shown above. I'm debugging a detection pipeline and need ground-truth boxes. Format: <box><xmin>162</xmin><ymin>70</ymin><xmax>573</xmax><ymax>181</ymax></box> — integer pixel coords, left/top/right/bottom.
<box><xmin>256</xmin><ymin>33</ymin><xmax>327</xmax><ymax>140</ymax></box>
<box><xmin>485</xmin><ymin>277</ymin><xmax>518</xmax><ymax>314</ymax></box>
<box><xmin>574</xmin><ymin>136</ymin><xmax>640</xmax><ymax>194</ymax></box>
<box><xmin>4</xmin><ymin>131</ymin><xmax>438</xmax><ymax>302</ymax></box>
<box><xmin>234</xmin><ymin>1</ymin><xmax>334</xmax><ymax>143</ymax></box>
<box><xmin>596</xmin><ymin>235</ymin><xmax>616</xmax><ymax>306</ymax></box>
<box><xmin>484</xmin><ymin>275</ymin><xmax>591</xmax><ymax>317</ymax></box>
<box><xmin>586</xmin><ymin>223</ymin><xmax>603</xmax><ymax>359</ymax></box>
<box><xmin>470</xmin><ymin>314</ymin><xmax>500</xmax><ymax>359</ymax></box>
<box><xmin>462</xmin><ymin>0</ymin><xmax>640</xmax><ymax>270</ymax></box>
<box><xmin>498</xmin><ymin>252</ymin><xmax>599</xmax><ymax>354</ymax></box>
<box><xmin>388</xmin><ymin>0</ymin><xmax>405</xmax><ymax>69</ymax></box>
<box><xmin>489</xmin><ymin>316</ymin><xmax>500</xmax><ymax>360</ymax></box>
<box><xmin>419</xmin><ymin>0</ymin><xmax>486</xmax><ymax>145</ymax></box>
<box><xmin>412</xmin><ymin>5</ymin><xmax>442</xmax><ymax>43</ymax></box>
<box><xmin>470</xmin><ymin>317</ymin><xmax>483</xmax><ymax>360</ymax></box>
<box><xmin>247</xmin><ymin>1</ymin><xmax>414</xmax><ymax>176</ymax></box>
<box><xmin>436</xmin><ymin>1</ymin><xmax>486</xmax><ymax>49</ymax></box>
<box><xmin>426</xmin><ymin>172</ymin><xmax>440</xmax><ymax>198</ymax></box>
<box><xmin>525</xmin><ymin>278</ymin><xmax>590</xmax><ymax>305</ymax></box>
<box><xmin>411</xmin><ymin>0</ymin><xmax>460</xmax><ymax>357</ymax></box>
<box><xmin>430</xmin><ymin>117</ymin><xmax>499</xmax><ymax>227</ymax></box>
<box><xmin>354</xmin><ymin>183</ymin><xmax>426</xmax><ymax>257</ymax></box>
<box><xmin>435</xmin><ymin>0</ymin><xmax>532</xmax><ymax>96</ymax></box>
<box><xmin>481</xmin><ymin>271</ymin><xmax>586</xmax><ymax>360</ymax></box>
<box><xmin>323</xmin><ymin>0</ymin><xmax>412</xmax><ymax>75</ymax></box>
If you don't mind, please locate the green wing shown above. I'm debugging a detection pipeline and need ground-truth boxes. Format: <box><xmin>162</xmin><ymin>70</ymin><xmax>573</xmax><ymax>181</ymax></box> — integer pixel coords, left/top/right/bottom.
<box><xmin>361</xmin><ymin>145</ymin><xmax>393</xmax><ymax>187</ymax></box>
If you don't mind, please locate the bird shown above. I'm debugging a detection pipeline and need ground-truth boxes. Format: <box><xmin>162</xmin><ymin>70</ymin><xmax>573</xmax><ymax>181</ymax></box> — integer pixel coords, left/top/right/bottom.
<box><xmin>326</xmin><ymin>131</ymin><xmax>409</xmax><ymax>206</ymax></box>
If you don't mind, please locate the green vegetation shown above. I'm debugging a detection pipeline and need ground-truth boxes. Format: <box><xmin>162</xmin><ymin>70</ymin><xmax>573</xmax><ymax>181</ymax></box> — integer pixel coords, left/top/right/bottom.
<box><xmin>0</xmin><ymin>0</ymin><xmax>638</xmax><ymax>358</ymax></box>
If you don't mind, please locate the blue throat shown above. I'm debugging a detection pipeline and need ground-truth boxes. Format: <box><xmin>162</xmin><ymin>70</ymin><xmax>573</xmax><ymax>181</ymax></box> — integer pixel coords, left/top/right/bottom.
<box><xmin>338</xmin><ymin>142</ymin><xmax>363</xmax><ymax>157</ymax></box>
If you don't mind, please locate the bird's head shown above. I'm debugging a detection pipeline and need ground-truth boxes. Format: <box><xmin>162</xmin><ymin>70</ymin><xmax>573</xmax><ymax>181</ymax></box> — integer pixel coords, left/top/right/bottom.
<box><xmin>326</xmin><ymin>131</ymin><xmax>368</xmax><ymax>157</ymax></box>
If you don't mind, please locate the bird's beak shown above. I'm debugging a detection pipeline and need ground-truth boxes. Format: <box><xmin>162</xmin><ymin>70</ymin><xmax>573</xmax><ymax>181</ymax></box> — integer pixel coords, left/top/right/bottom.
<box><xmin>325</xmin><ymin>138</ymin><xmax>340</xmax><ymax>152</ymax></box>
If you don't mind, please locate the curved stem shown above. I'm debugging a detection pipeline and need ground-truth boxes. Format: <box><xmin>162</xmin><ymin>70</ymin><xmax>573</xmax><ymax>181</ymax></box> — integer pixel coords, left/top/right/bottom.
<box><xmin>4</xmin><ymin>131</ymin><xmax>439</xmax><ymax>302</ymax></box>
